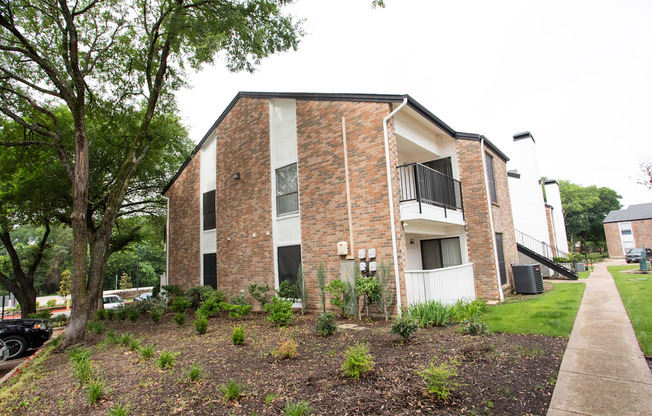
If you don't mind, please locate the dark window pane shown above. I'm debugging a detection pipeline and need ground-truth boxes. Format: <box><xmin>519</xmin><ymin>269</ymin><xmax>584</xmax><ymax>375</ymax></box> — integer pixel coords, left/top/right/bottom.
<box><xmin>278</xmin><ymin>245</ymin><xmax>301</xmax><ymax>288</ymax></box>
<box><xmin>495</xmin><ymin>233</ymin><xmax>507</xmax><ymax>285</ymax></box>
<box><xmin>276</xmin><ymin>163</ymin><xmax>299</xmax><ymax>215</ymax></box>
<box><xmin>203</xmin><ymin>253</ymin><xmax>217</xmax><ymax>289</ymax></box>
<box><xmin>485</xmin><ymin>153</ymin><xmax>497</xmax><ymax>203</ymax></box>
<box><xmin>277</xmin><ymin>193</ymin><xmax>299</xmax><ymax>216</ymax></box>
<box><xmin>203</xmin><ymin>190</ymin><xmax>216</xmax><ymax>230</ymax></box>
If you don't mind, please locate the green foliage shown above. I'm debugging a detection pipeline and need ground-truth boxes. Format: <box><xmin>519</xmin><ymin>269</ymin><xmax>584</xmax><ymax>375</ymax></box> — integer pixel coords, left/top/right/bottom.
<box><xmin>162</xmin><ymin>285</ymin><xmax>184</xmax><ymax>301</ymax></box>
<box><xmin>194</xmin><ymin>313</ymin><xmax>208</xmax><ymax>335</ymax></box>
<box><xmin>170</xmin><ymin>298</ymin><xmax>192</xmax><ymax>314</ymax></box>
<box><xmin>197</xmin><ymin>299</ymin><xmax>221</xmax><ymax>318</ymax></box>
<box><xmin>326</xmin><ymin>279</ymin><xmax>350</xmax><ymax>318</ymax></box>
<box><xmin>140</xmin><ymin>345</ymin><xmax>154</xmax><ymax>360</ymax></box>
<box><xmin>264</xmin><ymin>296</ymin><xmax>293</xmax><ymax>326</ymax></box>
<box><xmin>231</xmin><ymin>326</ymin><xmax>245</xmax><ymax>345</ymax></box>
<box><xmin>95</xmin><ymin>309</ymin><xmax>107</xmax><ymax>320</ymax></box>
<box><xmin>342</xmin><ymin>343</ymin><xmax>374</xmax><ymax>379</ymax></box>
<box><xmin>28</xmin><ymin>310</ymin><xmax>52</xmax><ymax>320</ymax></box>
<box><xmin>105</xmin><ymin>309</ymin><xmax>116</xmax><ymax>321</ymax></box>
<box><xmin>275</xmin><ymin>339</ymin><xmax>298</xmax><ymax>359</ymax></box>
<box><xmin>69</xmin><ymin>347</ymin><xmax>91</xmax><ymax>364</ymax></box>
<box><xmin>50</xmin><ymin>314</ymin><xmax>68</xmax><ymax>327</ymax></box>
<box><xmin>107</xmin><ymin>402</ymin><xmax>130</xmax><ymax>416</ymax></box>
<box><xmin>87</xmin><ymin>321</ymin><xmax>105</xmax><ymax>335</ymax></box>
<box><xmin>230</xmin><ymin>293</ymin><xmax>248</xmax><ymax>306</ymax></box>
<box><xmin>356</xmin><ymin>273</ymin><xmax>381</xmax><ymax>314</ymax></box>
<box><xmin>173</xmin><ymin>312</ymin><xmax>186</xmax><ymax>327</ymax></box>
<box><xmin>265</xmin><ymin>393</ymin><xmax>280</xmax><ymax>405</ymax></box>
<box><xmin>284</xmin><ymin>399</ymin><xmax>315</xmax><ymax>416</ymax></box>
<box><xmin>408</xmin><ymin>301</ymin><xmax>452</xmax><ymax>327</ymax></box>
<box><xmin>105</xmin><ymin>331</ymin><xmax>119</xmax><ymax>345</ymax></box>
<box><xmin>57</xmin><ymin>270</ymin><xmax>72</xmax><ymax>299</ymax></box>
<box><xmin>458</xmin><ymin>319</ymin><xmax>490</xmax><ymax>336</ymax></box>
<box><xmin>119</xmin><ymin>272</ymin><xmax>133</xmax><ymax>290</ymax></box>
<box><xmin>46</xmin><ymin>299</ymin><xmax>57</xmax><ymax>307</ymax></box>
<box><xmin>116</xmin><ymin>308</ymin><xmax>129</xmax><ymax>321</ymax></box>
<box><xmin>391</xmin><ymin>314</ymin><xmax>419</xmax><ymax>340</ymax></box>
<box><xmin>219</xmin><ymin>302</ymin><xmax>251</xmax><ymax>319</ymax></box>
<box><xmin>609</xmin><ymin>265</ymin><xmax>652</xmax><ymax>354</ymax></box>
<box><xmin>150</xmin><ymin>308</ymin><xmax>163</xmax><ymax>323</ymax></box>
<box><xmin>316</xmin><ymin>262</ymin><xmax>327</xmax><ymax>313</ymax></box>
<box><xmin>127</xmin><ymin>307</ymin><xmax>141</xmax><ymax>322</ymax></box>
<box><xmin>86</xmin><ymin>379</ymin><xmax>106</xmax><ymax>405</ymax></box>
<box><xmin>248</xmin><ymin>282</ymin><xmax>271</xmax><ymax>309</ymax></box>
<box><xmin>296</xmin><ymin>265</ymin><xmax>307</xmax><ymax>315</ymax></box>
<box><xmin>119</xmin><ymin>333</ymin><xmax>134</xmax><ymax>348</ymax></box>
<box><xmin>184</xmin><ymin>286</ymin><xmax>215</xmax><ymax>308</ymax></box>
<box><xmin>416</xmin><ymin>359</ymin><xmax>460</xmax><ymax>400</ymax></box>
<box><xmin>69</xmin><ymin>348</ymin><xmax>93</xmax><ymax>386</ymax></box>
<box><xmin>186</xmin><ymin>363</ymin><xmax>202</xmax><ymax>382</ymax></box>
<box><xmin>157</xmin><ymin>352</ymin><xmax>175</xmax><ymax>369</ymax></box>
<box><xmin>375</xmin><ymin>262</ymin><xmax>395</xmax><ymax>321</ymax></box>
<box><xmin>277</xmin><ymin>280</ymin><xmax>299</xmax><ymax>300</ymax></box>
<box><xmin>129</xmin><ymin>338</ymin><xmax>141</xmax><ymax>352</ymax></box>
<box><xmin>450</xmin><ymin>299</ymin><xmax>486</xmax><ymax>322</ymax></box>
<box><xmin>219</xmin><ymin>380</ymin><xmax>244</xmax><ymax>401</ymax></box>
<box><xmin>315</xmin><ymin>312</ymin><xmax>337</xmax><ymax>337</ymax></box>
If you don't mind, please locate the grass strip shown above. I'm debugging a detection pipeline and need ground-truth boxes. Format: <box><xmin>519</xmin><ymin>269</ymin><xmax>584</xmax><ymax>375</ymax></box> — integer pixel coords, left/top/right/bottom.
<box><xmin>482</xmin><ymin>283</ymin><xmax>585</xmax><ymax>337</ymax></box>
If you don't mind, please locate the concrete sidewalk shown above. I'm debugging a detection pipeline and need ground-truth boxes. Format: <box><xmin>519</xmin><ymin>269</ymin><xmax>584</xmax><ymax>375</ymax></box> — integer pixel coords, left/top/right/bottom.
<box><xmin>548</xmin><ymin>261</ymin><xmax>652</xmax><ymax>415</ymax></box>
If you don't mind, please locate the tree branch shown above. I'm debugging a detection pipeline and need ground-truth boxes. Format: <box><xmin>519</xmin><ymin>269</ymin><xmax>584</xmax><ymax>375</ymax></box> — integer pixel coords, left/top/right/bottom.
<box><xmin>26</xmin><ymin>221</ymin><xmax>50</xmax><ymax>278</ymax></box>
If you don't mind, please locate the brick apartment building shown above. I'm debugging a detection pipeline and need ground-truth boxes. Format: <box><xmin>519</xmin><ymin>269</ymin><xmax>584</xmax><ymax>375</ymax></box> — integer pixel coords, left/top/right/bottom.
<box><xmin>603</xmin><ymin>203</ymin><xmax>652</xmax><ymax>258</ymax></box>
<box><xmin>162</xmin><ymin>92</ymin><xmax>518</xmax><ymax>314</ymax></box>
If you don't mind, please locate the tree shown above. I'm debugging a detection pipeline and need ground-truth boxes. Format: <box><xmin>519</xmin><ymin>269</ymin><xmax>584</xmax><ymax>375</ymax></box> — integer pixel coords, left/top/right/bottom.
<box><xmin>0</xmin><ymin>0</ymin><xmax>301</xmax><ymax>346</ymax></box>
<box><xmin>638</xmin><ymin>162</ymin><xmax>652</xmax><ymax>191</ymax></box>
<box><xmin>57</xmin><ymin>270</ymin><xmax>71</xmax><ymax>300</ymax></box>
<box><xmin>119</xmin><ymin>272</ymin><xmax>132</xmax><ymax>290</ymax></box>
<box><xmin>559</xmin><ymin>180</ymin><xmax>621</xmax><ymax>254</ymax></box>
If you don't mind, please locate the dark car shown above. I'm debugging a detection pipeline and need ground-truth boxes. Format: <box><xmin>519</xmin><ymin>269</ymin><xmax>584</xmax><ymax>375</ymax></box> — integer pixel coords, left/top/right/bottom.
<box><xmin>0</xmin><ymin>318</ymin><xmax>52</xmax><ymax>360</ymax></box>
<box><xmin>625</xmin><ymin>248</ymin><xmax>652</xmax><ymax>263</ymax></box>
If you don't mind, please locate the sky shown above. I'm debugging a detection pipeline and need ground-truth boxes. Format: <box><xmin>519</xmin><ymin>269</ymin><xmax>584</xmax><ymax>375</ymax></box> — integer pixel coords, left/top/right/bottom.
<box><xmin>176</xmin><ymin>0</ymin><xmax>652</xmax><ymax>208</ymax></box>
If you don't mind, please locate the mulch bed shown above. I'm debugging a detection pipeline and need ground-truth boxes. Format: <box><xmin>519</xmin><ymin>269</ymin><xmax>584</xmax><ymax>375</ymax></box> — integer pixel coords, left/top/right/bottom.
<box><xmin>1</xmin><ymin>312</ymin><xmax>566</xmax><ymax>415</ymax></box>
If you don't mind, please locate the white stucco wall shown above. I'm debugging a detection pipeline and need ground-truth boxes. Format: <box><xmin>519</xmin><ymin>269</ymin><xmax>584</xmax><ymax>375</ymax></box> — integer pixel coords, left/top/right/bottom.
<box><xmin>200</xmin><ymin>134</ymin><xmax>217</xmax><ymax>284</ymax></box>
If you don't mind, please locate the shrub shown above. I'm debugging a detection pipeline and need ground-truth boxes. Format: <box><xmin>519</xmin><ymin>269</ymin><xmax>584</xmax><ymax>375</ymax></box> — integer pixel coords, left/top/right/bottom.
<box><xmin>162</xmin><ymin>285</ymin><xmax>183</xmax><ymax>301</ymax></box>
<box><xmin>87</xmin><ymin>321</ymin><xmax>105</xmax><ymax>335</ymax></box>
<box><xmin>173</xmin><ymin>312</ymin><xmax>185</xmax><ymax>327</ymax></box>
<box><xmin>107</xmin><ymin>402</ymin><xmax>130</xmax><ymax>416</ymax></box>
<box><xmin>458</xmin><ymin>319</ymin><xmax>490</xmax><ymax>336</ymax></box>
<box><xmin>28</xmin><ymin>310</ymin><xmax>52</xmax><ymax>319</ymax></box>
<box><xmin>341</xmin><ymin>343</ymin><xmax>374</xmax><ymax>379</ymax></box>
<box><xmin>185</xmin><ymin>285</ymin><xmax>214</xmax><ymax>308</ymax></box>
<box><xmin>50</xmin><ymin>314</ymin><xmax>68</xmax><ymax>327</ymax></box>
<box><xmin>105</xmin><ymin>309</ymin><xmax>116</xmax><ymax>321</ymax></box>
<box><xmin>248</xmin><ymin>282</ymin><xmax>271</xmax><ymax>309</ymax></box>
<box><xmin>230</xmin><ymin>292</ymin><xmax>248</xmax><ymax>306</ymax></box>
<box><xmin>129</xmin><ymin>338</ymin><xmax>141</xmax><ymax>352</ymax></box>
<box><xmin>127</xmin><ymin>308</ymin><xmax>141</xmax><ymax>322</ymax></box>
<box><xmin>315</xmin><ymin>312</ymin><xmax>337</xmax><ymax>337</ymax></box>
<box><xmin>277</xmin><ymin>280</ymin><xmax>299</xmax><ymax>300</ymax></box>
<box><xmin>355</xmin><ymin>273</ymin><xmax>381</xmax><ymax>318</ymax></box>
<box><xmin>391</xmin><ymin>313</ymin><xmax>419</xmax><ymax>340</ymax></box>
<box><xmin>450</xmin><ymin>299</ymin><xmax>486</xmax><ymax>322</ymax></box>
<box><xmin>115</xmin><ymin>307</ymin><xmax>129</xmax><ymax>321</ymax></box>
<box><xmin>219</xmin><ymin>380</ymin><xmax>244</xmax><ymax>401</ymax></box>
<box><xmin>408</xmin><ymin>301</ymin><xmax>452</xmax><ymax>328</ymax></box>
<box><xmin>140</xmin><ymin>345</ymin><xmax>154</xmax><ymax>360</ymax></box>
<box><xmin>73</xmin><ymin>359</ymin><xmax>93</xmax><ymax>387</ymax></box>
<box><xmin>133</xmin><ymin>298</ymin><xmax>168</xmax><ymax>315</ymax></box>
<box><xmin>46</xmin><ymin>299</ymin><xmax>57</xmax><ymax>308</ymax></box>
<box><xmin>231</xmin><ymin>326</ymin><xmax>245</xmax><ymax>345</ymax></box>
<box><xmin>197</xmin><ymin>298</ymin><xmax>220</xmax><ymax>318</ymax></box>
<box><xmin>119</xmin><ymin>333</ymin><xmax>134</xmax><ymax>348</ymax></box>
<box><xmin>186</xmin><ymin>363</ymin><xmax>202</xmax><ymax>382</ymax></box>
<box><xmin>157</xmin><ymin>351</ymin><xmax>175</xmax><ymax>369</ymax></box>
<box><xmin>194</xmin><ymin>313</ymin><xmax>208</xmax><ymax>335</ymax></box>
<box><xmin>275</xmin><ymin>339</ymin><xmax>298</xmax><ymax>359</ymax></box>
<box><xmin>150</xmin><ymin>309</ymin><xmax>163</xmax><ymax>323</ymax></box>
<box><xmin>316</xmin><ymin>262</ymin><xmax>327</xmax><ymax>313</ymax></box>
<box><xmin>415</xmin><ymin>359</ymin><xmax>460</xmax><ymax>400</ymax></box>
<box><xmin>326</xmin><ymin>279</ymin><xmax>350</xmax><ymax>318</ymax></box>
<box><xmin>219</xmin><ymin>302</ymin><xmax>251</xmax><ymax>319</ymax></box>
<box><xmin>86</xmin><ymin>378</ymin><xmax>106</xmax><ymax>405</ymax></box>
<box><xmin>95</xmin><ymin>309</ymin><xmax>107</xmax><ymax>320</ymax></box>
<box><xmin>264</xmin><ymin>296</ymin><xmax>293</xmax><ymax>326</ymax></box>
<box><xmin>69</xmin><ymin>347</ymin><xmax>91</xmax><ymax>364</ymax></box>
<box><xmin>285</xmin><ymin>399</ymin><xmax>315</xmax><ymax>416</ymax></box>
<box><xmin>171</xmin><ymin>298</ymin><xmax>192</xmax><ymax>314</ymax></box>
<box><xmin>105</xmin><ymin>330</ymin><xmax>119</xmax><ymax>345</ymax></box>
<box><xmin>50</xmin><ymin>334</ymin><xmax>64</xmax><ymax>348</ymax></box>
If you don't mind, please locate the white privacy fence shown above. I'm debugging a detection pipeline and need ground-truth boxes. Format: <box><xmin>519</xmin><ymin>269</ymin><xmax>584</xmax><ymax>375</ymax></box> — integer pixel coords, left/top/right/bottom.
<box><xmin>405</xmin><ymin>263</ymin><xmax>475</xmax><ymax>306</ymax></box>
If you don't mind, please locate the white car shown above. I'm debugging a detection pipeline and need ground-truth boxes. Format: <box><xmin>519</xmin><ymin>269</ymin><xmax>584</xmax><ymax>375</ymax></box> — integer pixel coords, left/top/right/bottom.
<box><xmin>134</xmin><ymin>292</ymin><xmax>153</xmax><ymax>302</ymax></box>
<box><xmin>102</xmin><ymin>295</ymin><xmax>125</xmax><ymax>310</ymax></box>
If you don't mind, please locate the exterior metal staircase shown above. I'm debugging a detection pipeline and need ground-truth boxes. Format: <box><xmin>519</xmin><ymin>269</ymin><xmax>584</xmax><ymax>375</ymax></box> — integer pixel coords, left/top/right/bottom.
<box><xmin>515</xmin><ymin>230</ymin><xmax>578</xmax><ymax>280</ymax></box>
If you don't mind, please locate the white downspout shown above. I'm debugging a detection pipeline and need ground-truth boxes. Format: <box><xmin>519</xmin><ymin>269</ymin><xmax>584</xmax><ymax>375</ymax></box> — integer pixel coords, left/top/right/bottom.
<box><xmin>383</xmin><ymin>97</ymin><xmax>408</xmax><ymax>314</ymax></box>
<box><xmin>162</xmin><ymin>195</ymin><xmax>170</xmax><ymax>287</ymax></box>
<box><xmin>480</xmin><ymin>138</ymin><xmax>505</xmax><ymax>302</ymax></box>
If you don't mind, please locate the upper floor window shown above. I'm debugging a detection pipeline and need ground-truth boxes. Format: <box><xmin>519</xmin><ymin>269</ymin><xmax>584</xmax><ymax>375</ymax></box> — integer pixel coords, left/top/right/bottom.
<box><xmin>276</xmin><ymin>163</ymin><xmax>298</xmax><ymax>216</ymax></box>
<box><xmin>485</xmin><ymin>153</ymin><xmax>497</xmax><ymax>203</ymax></box>
<box><xmin>203</xmin><ymin>190</ymin><xmax>216</xmax><ymax>230</ymax></box>
<box><xmin>620</xmin><ymin>222</ymin><xmax>632</xmax><ymax>236</ymax></box>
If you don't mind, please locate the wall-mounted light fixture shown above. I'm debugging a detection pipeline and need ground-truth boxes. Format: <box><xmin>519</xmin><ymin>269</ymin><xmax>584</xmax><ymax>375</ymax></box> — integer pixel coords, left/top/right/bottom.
<box><xmin>232</xmin><ymin>172</ymin><xmax>241</xmax><ymax>180</ymax></box>
<box><xmin>410</xmin><ymin>239</ymin><xmax>415</xmax><ymax>244</ymax></box>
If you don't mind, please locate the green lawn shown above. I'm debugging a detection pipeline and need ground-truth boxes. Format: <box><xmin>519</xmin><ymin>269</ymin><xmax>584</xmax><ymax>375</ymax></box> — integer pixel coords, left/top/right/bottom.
<box><xmin>608</xmin><ymin>265</ymin><xmax>652</xmax><ymax>355</ymax></box>
<box><xmin>482</xmin><ymin>283</ymin><xmax>586</xmax><ymax>337</ymax></box>
<box><xmin>578</xmin><ymin>270</ymin><xmax>591</xmax><ymax>279</ymax></box>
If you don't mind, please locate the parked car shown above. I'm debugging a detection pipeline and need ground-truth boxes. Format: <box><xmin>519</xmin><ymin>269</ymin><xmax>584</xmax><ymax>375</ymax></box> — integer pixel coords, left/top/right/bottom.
<box><xmin>625</xmin><ymin>248</ymin><xmax>652</xmax><ymax>263</ymax></box>
<box><xmin>133</xmin><ymin>292</ymin><xmax>153</xmax><ymax>302</ymax></box>
<box><xmin>0</xmin><ymin>318</ymin><xmax>52</xmax><ymax>360</ymax></box>
<box><xmin>0</xmin><ymin>340</ymin><xmax>8</xmax><ymax>362</ymax></box>
<box><xmin>102</xmin><ymin>295</ymin><xmax>125</xmax><ymax>309</ymax></box>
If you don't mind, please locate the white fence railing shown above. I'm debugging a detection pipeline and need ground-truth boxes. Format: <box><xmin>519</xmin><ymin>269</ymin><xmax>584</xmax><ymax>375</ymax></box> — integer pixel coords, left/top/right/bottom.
<box><xmin>405</xmin><ymin>263</ymin><xmax>475</xmax><ymax>306</ymax></box>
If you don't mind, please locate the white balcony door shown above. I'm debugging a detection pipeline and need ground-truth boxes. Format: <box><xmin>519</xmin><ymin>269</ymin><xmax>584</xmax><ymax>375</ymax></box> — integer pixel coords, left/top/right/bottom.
<box><xmin>421</xmin><ymin>237</ymin><xmax>462</xmax><ymax>270</ymax></box>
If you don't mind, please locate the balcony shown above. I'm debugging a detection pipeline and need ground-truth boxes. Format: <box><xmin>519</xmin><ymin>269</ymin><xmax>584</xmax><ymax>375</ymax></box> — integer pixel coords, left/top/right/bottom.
<box><xmin>405</xmin><ymin>263</ymin><xmax>476</xmax><ymax>306</ymax></box>
<box><xmin>397</xmin><ymin>163</ymin><xmax>464</xmax><ymax>227</ymax></box>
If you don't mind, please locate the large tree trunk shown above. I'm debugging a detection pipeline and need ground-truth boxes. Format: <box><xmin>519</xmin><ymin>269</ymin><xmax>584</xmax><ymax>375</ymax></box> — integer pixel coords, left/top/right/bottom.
<box><xmin>15</xmin><ymin>288</ymin><xmax>37</xmax><ymax>319</ymax></box>
<box><xmin>88</xmin><ymin>229</ymin><xmax>114</xmax><ymax>312</ymax></box>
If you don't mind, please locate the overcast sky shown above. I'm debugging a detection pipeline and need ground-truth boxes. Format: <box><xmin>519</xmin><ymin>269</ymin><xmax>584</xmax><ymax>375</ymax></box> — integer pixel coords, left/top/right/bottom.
<box><xmin>176</xmin><ymin>0</ymin><xmax>652</xmax><ymax>208</ymax></box>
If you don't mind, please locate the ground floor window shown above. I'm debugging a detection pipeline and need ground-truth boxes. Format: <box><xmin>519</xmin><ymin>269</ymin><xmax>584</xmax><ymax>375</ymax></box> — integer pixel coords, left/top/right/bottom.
<box><xmin>203</xmin><ymin>253</ymin><xmax>217</xmax><ymax>289</ymax></box>
<box><xmin>278</xmin><ymin>244</ymin><xmax>301</xmax><ymax>288</ymax></box>
<box><xmin>495</xmin><ymin>233</ymin><xmax>507</xmax><ymax>285</ymax></box>
<box><xmin>421</xmin><ymin>237</ymin><xmax>462</xmax><ymax>270</ymax></box>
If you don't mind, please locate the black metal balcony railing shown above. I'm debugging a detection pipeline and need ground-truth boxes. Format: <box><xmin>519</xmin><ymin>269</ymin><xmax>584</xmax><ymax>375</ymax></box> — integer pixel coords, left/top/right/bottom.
<box><xmin>515</xmin><ymin>229</ymin><xmax>570</xmax><ymax>261</ymax></box>
<box><xmin>397</xmin><ymin>163</ymin><xmax>463</xmax><ymax>215</ymax></box>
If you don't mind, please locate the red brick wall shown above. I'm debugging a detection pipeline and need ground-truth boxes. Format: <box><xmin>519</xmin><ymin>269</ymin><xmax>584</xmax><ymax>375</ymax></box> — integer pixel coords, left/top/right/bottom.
<box><xmin>166</xmin><ymin>155</ymin><xmax>201</xmax><ymax>289</ymax></box>
<box><xmin>604</xmin><ymin>222</ymin><xmax>623</xmax><ymax>257</ymax></box>
<box><xmin>632</xmin><ymin>219</ymin><xmax>652</xmax><ymax>251</ymax></box>
<box><xmin>545</xmin><ymin>206</ymin><xmax>556</xmax><ymax>252</ymax></box>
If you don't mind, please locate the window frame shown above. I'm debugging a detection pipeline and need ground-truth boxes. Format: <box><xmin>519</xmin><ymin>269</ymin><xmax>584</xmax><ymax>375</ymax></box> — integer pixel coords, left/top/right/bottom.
<box><xmin>275</xmin><ymin>163</ymin><xmax>299</xmax><ymax>216</ymax></box>
<box><xmin>485</xmin><ymin>153</ymin><xmax>497</xmax><ymax>204</ymax></box>
<box><xmin>203</xmin><ymin>190</ymin><xmax>216</xmax><ymax>231</ymax></box>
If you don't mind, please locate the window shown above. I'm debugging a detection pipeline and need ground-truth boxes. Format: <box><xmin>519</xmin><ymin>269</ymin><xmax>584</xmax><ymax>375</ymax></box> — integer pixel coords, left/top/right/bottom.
<box><xmin>203</xmin><ymin>253</ymin><xmax>217</xmax><ymax>289</ymax></box>
<box><xmin>495</xmin><ymin>233</ymin><xmax>507</xmax><ymax>285</ymax></box>
<box><xmin>278</xmin><ymin>245</ymin><xmax>301</xmax><ymax>288</ymax></box>
<box><xmin>485</xmin><ymin>153</ymin><xmax>497</xmax><ymax>203</ymax></box>
<box><xmin>420</xmin><ymin>237</ymin><xmax>462</xmax><ymax>270</ymax></box>
<box><xmin>620</xmin><ymin>222</ymin><xmax>632</xmax><ymax>236</ymax></box>
<box><xmin>276</xmin><ymin>163</ymin><xmax>298</xmax><ymax>216</ymax></box>
<box><xmin>203</xmin><ymin>190</ymin><xmax>216</xmax><ymax>230</ymax></box>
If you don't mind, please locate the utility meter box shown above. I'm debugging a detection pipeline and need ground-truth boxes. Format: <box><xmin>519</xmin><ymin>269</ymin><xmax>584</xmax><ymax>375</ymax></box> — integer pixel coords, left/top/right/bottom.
<box><xmin>360</xmin><ymin>262</ymin><xmax>367</xmax><ymax>273</ymax></box>
<box><xmin>369</xmin><ymin>261</ymin><xmax>377</xmax><ymax>272</ymax></box>
<box><xmin>358</xmin><ymin>249</ymin><xmax>366</xmax><ymax>260</ymax></box>
<box><xmin>337</xmin><ymin>241</ymin><xmax>348</xmax><ymax>256</ymax></box>
<box><xmin>368</xmin><ymin>248</ymin><xmax>376</xmax><ymax>259</ymax></box>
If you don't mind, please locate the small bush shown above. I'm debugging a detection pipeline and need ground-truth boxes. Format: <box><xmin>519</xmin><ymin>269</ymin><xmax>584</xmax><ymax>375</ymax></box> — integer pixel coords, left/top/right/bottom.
<box><xmin>69</xmin><ymin>347</ymin><xmax>91</xmax><ymax>364</ymax></box>
<box><xmin>50</xmin><ymin>314</ymin><xmax>68</xmax><ymax>327</ymax></box>
<box><xmin>170</xmin><ymin>297</ymin><xmax>192</xmax><ymax>314</ymax></box>
<box><xmin>458</xmin><ymin>319</ymin><xmax>490</xmax><ymax>336</ymax></box>
<box><xmin>230</xmin><ymin>292</ymin><xmax>248</xmax><ymax>306</ymax></box>
<box><xmin>408</xmin><ymin>301</ymin><xmax>452</xmax><ymax>327</ymax></box>
<box><xmin>50</xmin><ymin>334</ymin><xmax>64</xmax><ymax>348</ymax></box>
<box><xmin>95</xmin><ymin>309</ymin><xmax>107</xmax><ymax>320</ymax></box>
<box><xmin>119</xmin><ymin>333</ymin><xmax>134</xmax><ymax>348</ymax></box>
<box><xmin>127</xmin><ymin>308</ymin><xmax>141</xmax><ymax>322</ymax></box>
<box><xmin>140</xmin><ymin>345</ymin><xmax>154</xmax><ymax>360</ymax></box>
<box><xmin>115</xmin><ymin>308</ymin><xmax>129</xmax><ymax>321</ymax></box>
<box><xmin>248</xmin><ymin>282</ymin><xmax>271</xmax><ymax>309</ymax></box>
<box><xmin>105</xmin><ymin>309</ymin><xmax>116</xmax><ymax>321</ymax></box>
<box><xmin>185</xmin><ymin>285</ymin><xmax>215</xmax><ymax>307</ymax></box>
<box><xmin>231</xmin><ymin>326</ymin><xmax>245</xmax><ymax>345</ymax></box>
<box><xmin>28</xmin><ymin>310</ymin><xmax>52</xmax><ymax>319</ymax></box>
<box><xmin>415</xmin><ymin>359</ymin><xmax>460</xmax><ymax>400</ymax></box>
<box><xmin>173</xmin><ymin>312</ymin><xmax>185</xmax><ymax>327</ymax></box>
<box><xmin>450</xmin><ymin>299</ymin><xmax>486</xmax><ymax>322</ymax></box>
<box><xmin>157</xmin><ymin>351</ymin><xmax>175</xmax><ymax>369</ymax></box>
<box><xmin>107</xmin><ymin>402</ymin><xmax>130</xmax><ymax>416</ymax></box>
<box><xmin>197</xmin><ymin>298</ymin><xmax>220</xmax><ymax>318</ymax></box>
<box><xmin>315</xmin><ymin>312</ymin><xmax>337</xmax><ymax>337</ymax></box>
<box><xmin>129</xmin><ymin>338</ymin><xmax>141</xmax><ymax>352</ymax></box>
<box><xmin>87</xmin><ymin>321</ymin><xmax>105</xmax><ymax>335</ymax></box>
<box><xmin>219</xmin><ymin>302</ymin><xmax>251</xmax><ymax>319</ymax></box>
<box><xmin>150</xmin><ymin>309</ymin><xmax>163</xmax><ymax>323</ymax></box>
<box><xmin>277</xmin><ymin>280</ymin><xmax>299</xmax><ymax>300</ymax></box>
<box><xmin>219</xmin><ymin>380</ymin><xmax>244</xmax><ymax>401</ymax></box>
<box><xmin>46</xmin><ymin>299</ymin><xmax>57</xmax><ymax>308</ymax></box>
<box><xmin>341</xmin><ymin>343</ymin><xmax>374</xmax><ymax>379</ymax></box>
<box><xmin>162</xmin><ymin>285</ymin><xmax>183</xmax><ymax>300</ymax></box>
<box><xmin>285</xmin><ymin>399</ymin><xmax>315</xmax><ymax>416</ymax></box>
<box><xmin>186</xmin><ymin>363</ymin><xmax>202</xmax><ymax>382</ymax></box>
<box><xmin>86</xmin><ymin>378</ymin><xmax>106</xmax><ymax>405</ymax></box>
<box><xmin>264</xmin><ymin>296</ymin><xmax>293</xmax><ymax>326</ymax></box>
<box><xmin>275</xmin><ymin>339</ymin><xmax>298</xmax><ymax>359</ymax></box>
<box><xmin>73</xmin><ymin>359</ymin><xmax>93</xmax><ymax>387</ymax></box>
<box><xmin>326</xmin><ymin>279</ymin><xmax>350</xmax><ymax>318</ymax></box>
<box><xmin>194</xmin><ymin>313</ymin><xmax>208</xmax><ymax>335</ymax></box>
<box><xmin>391</xmin><ymin>314</ymin><xmax>419</xmax><ymax>340</ymax></box>
<box><xmin>105</xmin><ymin>330</ymin><xmax>119</xmax><ymax>345</ymax></box>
